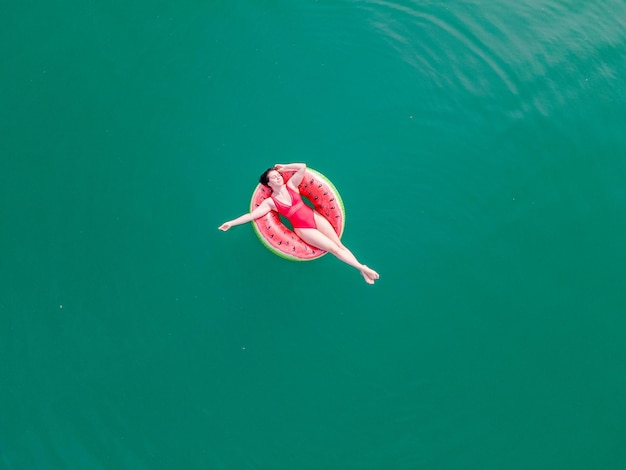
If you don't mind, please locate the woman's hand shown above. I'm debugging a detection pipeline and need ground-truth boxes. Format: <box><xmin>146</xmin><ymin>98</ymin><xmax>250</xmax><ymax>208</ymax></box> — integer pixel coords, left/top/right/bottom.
<box><xmin>218</xmin><ymin>222</ymin><xmax>231</xmax><ymax>231</ymax></box>
<box><xmin>274</xmin><ymin>163</ymin><xmax>305</xmax><ymax>172</ymax></box>
<box><xmin>276</xmin><ymin>163</ymin><xmax>306</xmax><ymax>187</ymax></box>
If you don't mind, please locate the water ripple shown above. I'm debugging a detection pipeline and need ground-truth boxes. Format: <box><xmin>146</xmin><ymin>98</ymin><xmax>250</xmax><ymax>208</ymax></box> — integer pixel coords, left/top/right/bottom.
<box><xmin>360</xmin><ymin>0</ymin><xmax>626</xmax><ymax>118</ymax></box>
<box><xmin>363</xmin><ymin>0</ymin><xmax>519</xmax><ymax>95</ymax></box>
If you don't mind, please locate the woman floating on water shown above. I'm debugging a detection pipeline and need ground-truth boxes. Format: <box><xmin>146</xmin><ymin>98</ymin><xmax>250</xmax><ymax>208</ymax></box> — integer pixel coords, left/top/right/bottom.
<box><xmin>218</xmin><ymin>163</ymin><xmax>380</xmax><ymax>284</ymax></box>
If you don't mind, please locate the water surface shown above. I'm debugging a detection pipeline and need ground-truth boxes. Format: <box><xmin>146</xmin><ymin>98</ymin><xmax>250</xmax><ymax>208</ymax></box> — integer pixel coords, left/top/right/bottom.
<box><xmin>2</xmin><ymin>1</ymin><xmax>625</xmax><ymax>468</ymax></box>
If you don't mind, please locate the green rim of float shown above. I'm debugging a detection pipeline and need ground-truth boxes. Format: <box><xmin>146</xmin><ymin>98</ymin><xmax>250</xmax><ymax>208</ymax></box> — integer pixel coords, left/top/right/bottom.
<box><xmin>249</xmin><ymin>168</ymin><xmax>345</xmax><ymax>262</ymax></box>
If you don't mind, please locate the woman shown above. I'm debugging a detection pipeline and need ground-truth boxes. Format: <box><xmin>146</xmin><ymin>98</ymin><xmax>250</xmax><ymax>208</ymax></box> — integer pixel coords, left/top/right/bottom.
<box><xmin>218</xmin><ymin>163</ymin><xmax>380</xmax><ymax>284</ymax></box>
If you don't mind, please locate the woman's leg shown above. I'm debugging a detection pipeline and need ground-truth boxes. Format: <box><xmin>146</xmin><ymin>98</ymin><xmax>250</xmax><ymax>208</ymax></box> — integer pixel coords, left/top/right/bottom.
<box><xmin>312</xmin><ymin>213</ymin><xmax>379</xmax><ymax>281</ymax></box>
<box><xmin>313</xmin><ymin>212</ymin><xmax>346</xmax><ymax>249</ymax></box>
<box><xmin>296</xmin><ymin>225</ymin><xmax>379</xmax><ymax>284</ymax></box>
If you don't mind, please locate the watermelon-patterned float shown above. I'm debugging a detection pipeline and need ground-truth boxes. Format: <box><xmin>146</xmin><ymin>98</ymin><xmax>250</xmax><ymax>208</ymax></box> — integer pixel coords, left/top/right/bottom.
<box><xmin>249</xmin><ymin>168</ymin><xmax>345</xmax><ymax>261</ymax></box>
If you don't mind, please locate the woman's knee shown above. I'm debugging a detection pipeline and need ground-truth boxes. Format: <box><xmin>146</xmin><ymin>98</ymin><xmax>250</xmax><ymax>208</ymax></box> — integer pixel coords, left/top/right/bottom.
<box><xmin>327</xmin><ymin>244</ymin><xmax>341</xmax><ymax>256</ymax></box>
<box><xmin>321</xmin><ymin>238</ymin><xmax>342</xmax><ymax>256</ymax></box>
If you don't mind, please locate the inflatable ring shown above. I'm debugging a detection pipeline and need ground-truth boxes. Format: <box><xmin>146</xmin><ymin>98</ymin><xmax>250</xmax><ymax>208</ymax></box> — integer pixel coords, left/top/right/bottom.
<box><xmin>250</xmin><ymin>168</ymin><xmax>345</xmax><ymax>261</ymax></box>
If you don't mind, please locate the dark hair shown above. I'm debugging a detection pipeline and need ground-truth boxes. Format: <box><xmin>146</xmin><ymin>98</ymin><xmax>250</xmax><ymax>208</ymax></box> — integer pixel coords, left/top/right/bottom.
<box><xmin>259</xmin><ymin>167</ymin><xmax>276</xmax><ymax>187</ymax></box>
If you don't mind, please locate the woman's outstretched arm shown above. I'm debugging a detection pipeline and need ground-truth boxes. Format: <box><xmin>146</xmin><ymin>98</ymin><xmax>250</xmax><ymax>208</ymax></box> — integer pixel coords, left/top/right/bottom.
<box><xmin>218</xmin><ymin>200</ymin><xmax>272</xmax><ymax>231</ymax></box>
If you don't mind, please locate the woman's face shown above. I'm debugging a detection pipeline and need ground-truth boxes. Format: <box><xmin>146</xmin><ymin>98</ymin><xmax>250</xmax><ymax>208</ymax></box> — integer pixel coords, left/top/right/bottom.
<box><xmin>267</xmin><ymin>170</ymin><xmax>284</xmax><ymax>188</ymax></box>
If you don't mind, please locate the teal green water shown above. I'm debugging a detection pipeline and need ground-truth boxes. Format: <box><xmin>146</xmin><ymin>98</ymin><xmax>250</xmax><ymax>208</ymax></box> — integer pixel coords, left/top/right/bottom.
<box><xmin>2</xmin><ymin>1</ymin><xmax>626</xmax><ymax>468</ymax></box>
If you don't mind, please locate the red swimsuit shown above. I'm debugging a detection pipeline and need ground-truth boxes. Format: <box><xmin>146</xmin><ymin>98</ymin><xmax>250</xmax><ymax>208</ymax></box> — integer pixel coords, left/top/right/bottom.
<box><xmin>271</xmin><ymin>185</ymin><xmax>317</xmax><ymax>229</ymax></box>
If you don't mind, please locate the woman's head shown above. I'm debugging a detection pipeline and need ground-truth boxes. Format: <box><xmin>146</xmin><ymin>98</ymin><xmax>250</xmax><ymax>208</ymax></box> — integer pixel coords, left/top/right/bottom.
<box><xmin>259</xmin><ymin>167</ymin><xmax>283</xmax><ymax>189</ymax></box>
<box><xmin>259</xmin><ymin>168</ymin><xmax>274</xmax><ymax>187</ymax></box>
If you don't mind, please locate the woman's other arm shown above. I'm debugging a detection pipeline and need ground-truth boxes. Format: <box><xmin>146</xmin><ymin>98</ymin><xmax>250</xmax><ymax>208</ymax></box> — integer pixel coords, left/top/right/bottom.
<box><xmin>275</xmin><ymin>163</ymin><xmax>306</xmax><ymax>187</ymax></box>
<box><xmin>218</xmin><ymin>199</ymin><xmax>272</xmax><ymax>231</ymax></box>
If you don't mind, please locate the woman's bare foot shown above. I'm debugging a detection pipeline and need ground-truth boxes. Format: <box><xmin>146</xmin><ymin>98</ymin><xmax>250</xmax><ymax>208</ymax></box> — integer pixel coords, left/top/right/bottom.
<box><xmin>360</xmin><ymin>265</ymin><xmax>379</xmax><ymax>284</ymax></box>
<box><xmin>361</xmin><ymin>271</ymin><xmax>375</xmax><ymax>284</ymax></box>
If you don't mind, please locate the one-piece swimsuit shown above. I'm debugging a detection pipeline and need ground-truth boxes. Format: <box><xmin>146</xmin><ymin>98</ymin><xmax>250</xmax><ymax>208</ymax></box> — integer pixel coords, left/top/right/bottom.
<box><xmin>271</xmin><ymin>185</ymin><xmax>317</xmax><ymax>229</ymax></box>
